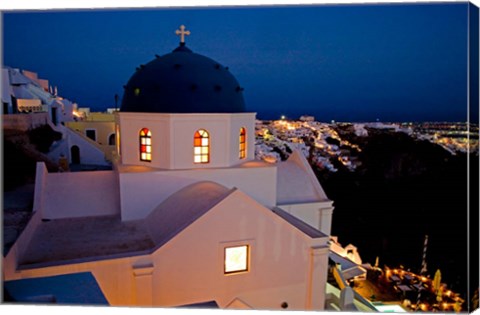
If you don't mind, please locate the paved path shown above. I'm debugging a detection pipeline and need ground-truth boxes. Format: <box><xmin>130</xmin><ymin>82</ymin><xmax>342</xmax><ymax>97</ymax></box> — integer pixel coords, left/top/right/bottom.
<box><xmin>3</xmin><ymin>183</ymin><xmax>35</xmax><ymax>210</ymax></box>
<box><xmin>3</xmin><ymin>184</ymin><xmax>35</xmax><ymax>256</ymax></box>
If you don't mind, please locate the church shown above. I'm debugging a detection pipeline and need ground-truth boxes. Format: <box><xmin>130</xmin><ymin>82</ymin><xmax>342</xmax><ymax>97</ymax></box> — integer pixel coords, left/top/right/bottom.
<box><xmin>3</xmin><ymin>26</ymin><xmax>335</xmax><ymax>310</ymax></box>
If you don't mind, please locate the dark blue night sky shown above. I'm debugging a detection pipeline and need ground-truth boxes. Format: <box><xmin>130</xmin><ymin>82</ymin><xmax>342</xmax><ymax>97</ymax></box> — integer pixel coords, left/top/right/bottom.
<box><xmin>2</xmin><ymin>3</ymin><xmax>474</xmax><ymax>122</ymax></box>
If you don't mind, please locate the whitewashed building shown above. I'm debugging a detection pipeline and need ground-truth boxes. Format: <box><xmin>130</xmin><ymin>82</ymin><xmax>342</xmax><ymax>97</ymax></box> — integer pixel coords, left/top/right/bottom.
<box><xmin>1</xmin><ymin>66</ymin><xmax>76</xmax><ymax>125</ymax></box>
<box><xmin>4</xmin><ymin>27</ymin><xmax>336</xmax><ymax>310</ymax></box>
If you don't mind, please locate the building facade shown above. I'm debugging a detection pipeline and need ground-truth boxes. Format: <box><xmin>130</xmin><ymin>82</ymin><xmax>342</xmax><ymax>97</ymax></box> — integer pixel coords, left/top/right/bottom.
<box><xmin>4</xmin><ymin>27</ymin><xmax>335</xmax><ymax>310</ymax></box>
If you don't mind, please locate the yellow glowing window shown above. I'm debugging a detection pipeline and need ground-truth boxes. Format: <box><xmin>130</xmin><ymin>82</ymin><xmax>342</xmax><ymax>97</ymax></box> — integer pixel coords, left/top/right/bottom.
<box><xmin>194</xmin><ymin>129</ymin><xmax>209</xmax><ymax>164</ymax></box>
<box><xmin>239</xmin><ymin>127</ymin><xmax>246</xmax><ymax>159</ymax></box>
<box><xmin>139</xmin><ymin>128</ymin><xmax>152</xmax><ymax>162</ymax></box>
<box><xmin>224</xmin><ymin>245</ymin><xmax>249</xmax><ymax>274</ymax></box>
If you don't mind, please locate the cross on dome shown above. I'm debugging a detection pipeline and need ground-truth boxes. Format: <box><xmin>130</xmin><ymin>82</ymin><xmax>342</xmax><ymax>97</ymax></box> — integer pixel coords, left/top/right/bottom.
<box><xmin>175</xmin><ymin>25</ymin><xmax>191</xmax><ymax>44</ymax></box>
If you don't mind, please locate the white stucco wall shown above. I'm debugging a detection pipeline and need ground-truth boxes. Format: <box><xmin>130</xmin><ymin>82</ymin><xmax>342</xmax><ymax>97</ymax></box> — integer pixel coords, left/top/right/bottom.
<box><xmin>117</xmin><ymin>112</ymin><xmax>171</xmax><ymax>167</ymax></box>
<box><xmin>118</xmin><ymin>164</ymin><xmax>277</xmax><ymax>221</ymax></box>
<box><xmin>278</xmin><ymin>201</ymin><xmax>334</xmax><ymax>236</ymax></box>
<box><xmin>228</xmin><ymin>114</ymin><xmax>256</xmax><ymax>166</ymax></box>
<box><xmin>42</xmin><ymin>170</ymin><xmax>119</xmax><ymax>219</ymax></box>
<box><xmin>149</xmin><ymin>190</ymin><xmax>329</xmax><ymax>310</ymax></box>
<box><xmin>61</xmin><ymin>100</ymin><xmax>75</xmax><ymax>123</ymax></box>
<box><xmin>64</xmin><ymin>127</ymin><xmax>110</xmax><ymax>166</ymax></box>
<box><xmin>33</xmin><ymin>162</ymin><xmax>48</xmax><ymax>215</ymax></box>
<box><xmin>117</xmin><ymin>112</ymin><xmax>256</xmax><ymax>169</ymax></box>
<box><xmin>5</xmin><ymin>190</ymin><xmax>329</xmax><ymax>310</ymax></box>
<box><xmin>171</xmin><ymin>115</ymin><xmax>229</xmax><ymax>168</ymax></box>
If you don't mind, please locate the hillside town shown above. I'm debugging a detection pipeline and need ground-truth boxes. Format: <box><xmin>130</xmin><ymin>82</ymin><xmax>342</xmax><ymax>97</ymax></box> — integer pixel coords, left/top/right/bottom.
<box><xmin>254</xmin><ymin>116</ymin><xmax>479</xmax><ymax>169</ymax></box>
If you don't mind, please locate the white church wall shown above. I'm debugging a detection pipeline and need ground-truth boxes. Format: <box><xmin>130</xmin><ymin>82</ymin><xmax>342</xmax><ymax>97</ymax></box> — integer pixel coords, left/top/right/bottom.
<box><xmin>117</xmin><ymin>112</ymin><xmax>257</xmax><ymax>169</ymax></box>
<box><xmin>42</xmin><ymin>170</ymin><xmax>119</xmax><ymax>219</ymax></box>
<box><xmin>118</xmin><ymin>165</ymin><xmax>277</xmax><ymax>221</ymax></box>
<box><xmin>5</xmin><ymin>190</ymin><xmax>329</xmax><ymax>309</ymax></box>
<box><xmin>117</xmin><ymin>112</ymin><xmax>171</xmax><ymax>168</ymax></box>
<box><xmin>118</xmin><ymin>172</ymin><xmax>195</xmax><ymax>221</ymax></box>
<box><xmin>151</xmin><ymin>189</ymin><xmax>329</xmax><ymax>310</ymax></box>
<box><xmin>170</xmin><ymin>114</ymin><xmax>230</xmax><ymax>169</ymax></box>
<box><xmin>4</xmin><ymin>251</ymin><xmax>150</xmax><ymax>306</ymax></box>
<box><xmin>278</xmin><ymin>201</ymin><xmax>334</xmax><ymax>236</ymax></box>
<box><xmin>228</xmin><ymin>113</ymin><xmax>256</xmax><ymax>165</ymax></box>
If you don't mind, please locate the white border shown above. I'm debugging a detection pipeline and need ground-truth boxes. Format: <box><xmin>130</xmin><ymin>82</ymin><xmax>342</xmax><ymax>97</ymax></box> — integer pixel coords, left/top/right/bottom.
<box><xmin>0</xmin><ymin>0</ymin><xmax>478</xmax><ymax>11</ymax></box>
<box><xmin>1</xmin><ymin>1</ymin><xmax>478</xmax><ymax>315</ymax></box>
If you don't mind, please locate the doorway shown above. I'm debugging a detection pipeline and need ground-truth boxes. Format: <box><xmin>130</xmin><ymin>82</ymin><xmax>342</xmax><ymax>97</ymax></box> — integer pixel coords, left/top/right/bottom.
<box><xmin>51</xmin><ymin>107</ymin><xmax>58</xmax><ymax>125</ymax></box>
<box><xmin>71</xmin><ymin>145</ymin><xmax>80</xmax><ymax>164</ymax></box>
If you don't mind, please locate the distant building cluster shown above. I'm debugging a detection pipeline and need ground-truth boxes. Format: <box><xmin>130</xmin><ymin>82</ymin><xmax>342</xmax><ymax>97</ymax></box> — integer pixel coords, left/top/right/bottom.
<box><xmin>255</xmin><ymin>118</ymin><xmax>479</xmax><ymax>173</ymax></box>
<box><xmin>409</xmin><ymin>122</ymin><xmax>479</xmax><ymax>155</ymax></box>
<box><xmin>2</xmin><ymin>67</ymin><xmax>76</xmax><ymax>123</ymax></box>
<box><xmin>255</xmin><ymin>117</ymin><xmax>362</xmax><ymax>172</ymax></box>
<box><xmin>2</xmin><ymin>66</ymin><xmax>119</xmax><ymax>169</ymax></box>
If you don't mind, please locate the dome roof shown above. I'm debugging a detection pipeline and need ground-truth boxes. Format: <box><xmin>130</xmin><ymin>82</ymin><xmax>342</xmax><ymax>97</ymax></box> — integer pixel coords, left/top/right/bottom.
<box><xmin>120</xmin><ymin>44</ymin><xmax>246</xmax><ymax>114</ymax></box>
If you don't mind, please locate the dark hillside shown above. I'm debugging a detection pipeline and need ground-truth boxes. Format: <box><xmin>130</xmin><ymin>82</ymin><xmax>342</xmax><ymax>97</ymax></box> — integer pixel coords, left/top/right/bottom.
<box><xmin>3</xmin><ymin>126</ymin><xmax>61</xmax><ymax>191</ymax></box>
<box><xmin>315</xmin><ymin>129</ymin><xmax>470</xmax><ymax>301</ymax></box>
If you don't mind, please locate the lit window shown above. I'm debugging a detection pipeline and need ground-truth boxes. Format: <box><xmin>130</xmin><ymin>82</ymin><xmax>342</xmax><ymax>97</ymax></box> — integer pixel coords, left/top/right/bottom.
<box><xmin>239</xmin><ymin>127</ymin><xmax>246</xmax><ymax>159</ymax></box>
<box><xmin>224</xmin><ymin>245</ymin><xmax>249</xmax><ymax>274</ymax></box>
<box><xmin>139</xmin><ymin>128</ymin><xmax>152</xmax><ymax>162</ymax></box>
<box><xmin>116</xmin><ymin>125</ymin><xmax>121</xmax><ymax>155</ymax></box>
<box><xmin>194</xmin><ymin>129</ymin><xmax>209</xmax><ymax>164</ymax></box>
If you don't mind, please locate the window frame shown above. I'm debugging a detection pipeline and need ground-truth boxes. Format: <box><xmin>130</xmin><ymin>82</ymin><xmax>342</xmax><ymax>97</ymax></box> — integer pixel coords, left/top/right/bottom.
<box><xmin>139</xmin><ymin>128</ymin><xmax>152</xmax><ymax>162</ymax></box>
<box><xmin>194</xmin><ymin>129</ymin><xmax>210</xmax><ymax>164</ymax></box>
<box><xmin>224</xmin><ymin>244</ymin><xmax>250</xmax><ymax>275</ymax></box>
<box><xmin>239</xmin><ymin>127</ymin><xmax>246</xmax><ymax>159</ymax></box>
<box><xmin>85</xmin><ymin>129</ymin><xmax>97</xmax><ymax>142</ymax></box>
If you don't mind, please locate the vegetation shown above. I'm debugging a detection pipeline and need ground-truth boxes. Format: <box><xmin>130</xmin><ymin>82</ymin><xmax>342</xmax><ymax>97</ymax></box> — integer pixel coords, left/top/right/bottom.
<box><xmin>3</xmin><ymin>126</ymin><xmax>60</xmax><ymax>191</ymax></box>
<box><xmin>28</xmin><ymin>125</ymin><xmax>62</xmax><ymax>153</ymax></box>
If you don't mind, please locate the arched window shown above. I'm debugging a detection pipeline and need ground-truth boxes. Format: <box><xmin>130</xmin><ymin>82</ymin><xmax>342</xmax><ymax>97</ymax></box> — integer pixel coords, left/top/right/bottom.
<box><xmin>139</xmin><ymin>128</ymin><xmax>152</xmax><ymax>162</ymax></box>
<box><xmin>239</xmin><ymin>127</ymin><xmax>246</xmax><ymax>159</ymax></box>
<box><xmin>108</xmin><ymin>133</ymin><xmax>116</xmax><ymax>146</ymax></box>
<box><xmin>194</xmin><ymin>129</ymin><xmax>210</xmax><ymax>164</ymax></box>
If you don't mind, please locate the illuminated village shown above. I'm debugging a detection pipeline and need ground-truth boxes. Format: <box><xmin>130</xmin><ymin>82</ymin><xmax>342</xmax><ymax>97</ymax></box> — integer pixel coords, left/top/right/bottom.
<box><xmin>2</xmin><ymin>20</ymin><xmax>477</xmax><ymax>312</ymax></box>
<box><xmin>255</xmin><ymin>116</ymin><xmax>478</xmax><ymax>168</ymax></box>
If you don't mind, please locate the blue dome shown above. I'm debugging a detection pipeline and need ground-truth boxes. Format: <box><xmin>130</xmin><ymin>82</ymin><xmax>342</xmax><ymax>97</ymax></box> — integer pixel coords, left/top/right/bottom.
<box><xmin>120</xmin><ymin>44</ymin><xmax>246</xmax><ymax>113</ymax></box>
